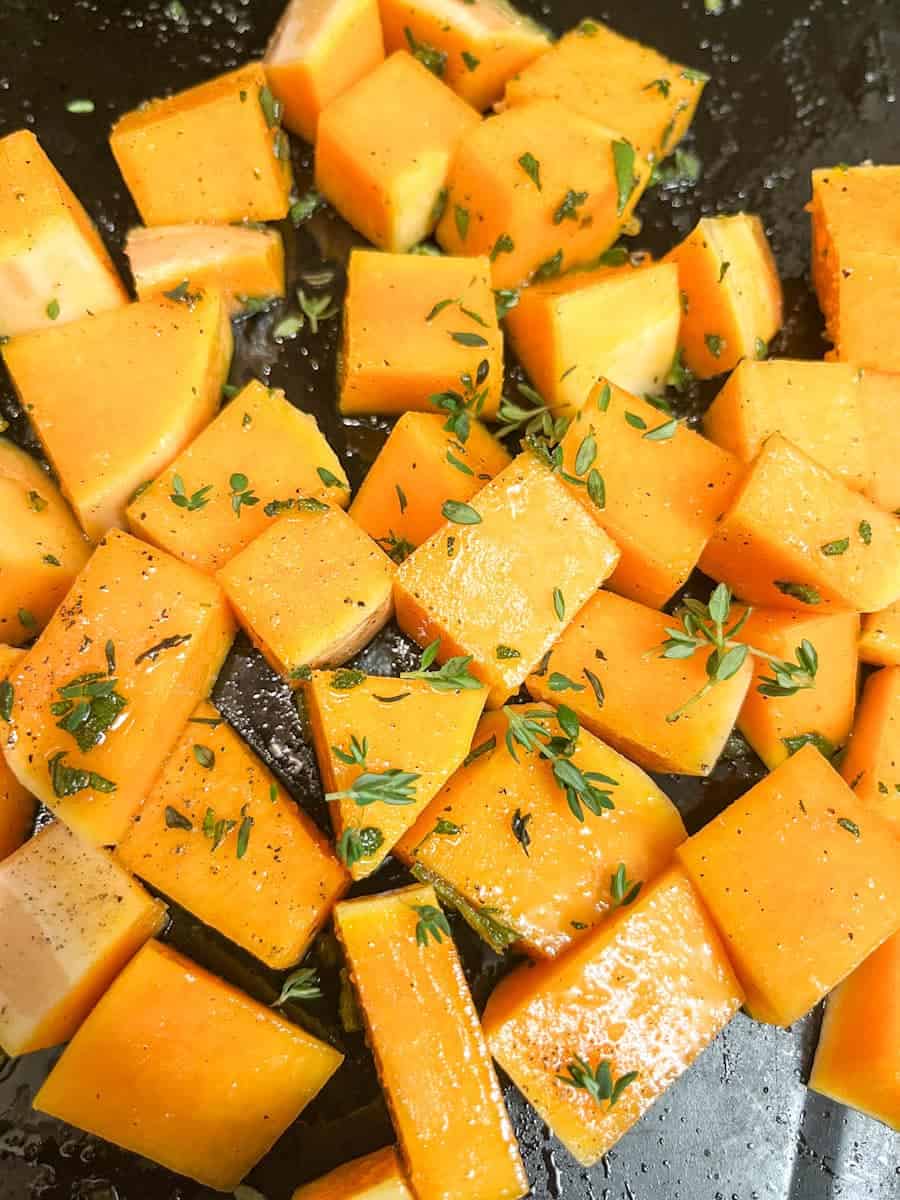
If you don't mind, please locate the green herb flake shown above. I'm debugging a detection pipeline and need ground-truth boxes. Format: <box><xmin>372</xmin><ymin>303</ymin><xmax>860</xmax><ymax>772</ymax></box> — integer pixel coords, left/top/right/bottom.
<box><xmin>450</xmin><ymin>329</ymin><xmax>488</xmax><ymax>348</ymax></box>
<box><xmin>490</xmin><ymin>233</ymin><xmax>515</xmax><ymax>262</ymax></box>
<box><xmin>258</xmin><ymin>85</ymin><xmax>283</xmax><ymax>128</ymax></box>
<box><xmin>48</xmin><ymin>751</ymin><xmax>116</xmax><ymax>798</ymax></box>
<box><xmin>496</xmin><ymin>644</ymin><xmax>521</xmax><ymax>660</ymax></box>
<box><xmin>229</xmin><ymin>472</ymin><xmax>260</xmax><ymax>516</ymax></box>
<box><xmin>330</xmin><ymin>668</ymin><xmax>366</xmax><ymax>690</ymax></box>
<box><xmin>643</xmin><ymin>418</ymin><xmax>679</xmax><ymax>441</ymax></box>
<box><xmin>446</xmin><ymin>450</ymin><xmax>474</xmax><ymax>476</ymax></box>
<box><xmin>705</xmin><ymin>333</ymin><xmax>725</xmax><ymax>358</ymax></box>
<box><xmin>820</xmin><ymin>537</ymin><xmax>849</xmax><ymax>556</ymax></box>
<box><xmin>837</xmin><ymin>816</ymin><xmax>860</xmax><ymax>838</ymax></box>
<box><xmin>404</xmin><ymin>26</ymin><xmax>447</xmax><ymax>77</ymax></box>
<box><xmin>511</xmin><ymin>808</ymin><xmax>532</xmax><ymax>856</ymax></box>
<box><xmin>553</xmin><ymin>189</ymin><xmax>589</xmax><ymax>225</ymax></box>
<box><xmin>316</xmin><ymin>466</ymin><xmax>346</xmax><ymax>489</ymax></box>
<box><xmin>859</xmin><ymin>520</ymin><xmax>872</xmax><ymax>545</ymax></box>
<box><xmin>461</xmin><ymin>50</ymin><xmax>480</xmax><ymax>71</ymax></box>
<box><xmin>558</xmin><ymin>1057</ymin><xmax>639</xmax><ymax>1109</ymax></box>
<box><xmin>463</xmin><ymin>734</ymin><xmax>497</xmax><ymax>767</ymax></box>
<box><xmin>518</xmin><ymin>152</ymin><xmax>542</xmax><ymax>190</ymax></box>
<box><xmin>43</xmin><ymin>553</ymin><xmax>61</xmax><ymax>567</ymax></box>
<box><xmin>170</xmin><ymin>473</ymin><xmax>212</xmax><ymax>511</ymax></box>
<box><xmin>27</xmin><ymin>490</ymin><xmax>47</xmax><ymax>513</ymax></box>
<box><xmin>236</xmin><ymin>810</ymin><xmax>254</xmax><ymax>859</ymax></box>
<box><xmin>612</xmin><ymin>139</ymin><xmax>638</xmax><ymax>215</ymax></box>
<box><xmin>46</xmin><ymin>298</ymin><xmax>60</xmax><ymax>321</ymax></box>
<box><xmin>624</xmin><ymin>411</ymin><xmax>648</xmax><ymax>430</ymax></box>
<box><xmin>396</xmin><ymin>483</ymin><xmax>408</xmax><ymax>513</ymax></box>
<box><xmin>410</xmin><ymin>902</ymin><xmax>451</xmax><ymax>946</ymax></box>
<box><xmin>681</xmin><ymin>66</ymin><xmax>710</xmax><ymax>83</ymax></box>
<box><xmin>553</xmin><ymin>587</ymin><xmax>565</xmax><ymax>621</ymax></box>
<box><xmin>165</xmin><ymin>805</ymin><xmax>193</xmax><ymax>831</ymax></box>
<box><xmin>192</xmin><ymin>744</ymin><xmax>215</xmax><ymax>770</ymax></box>
<box><xmin>426</xmin><ymin>297</ymin><xmax>456</xmax><ymax>322</ymax></box>
<box><xmin>290</xmin><ymin>189</ymin><xmax>322</xmax><ymax>226</ymax></box>
<box><xmin>548</xmin><ymin>672</ymin><xmax>584</xmax><ymax>692</ymax></box>
<box><xmin>430</xmin><ymin>187</ymin><xmax>448</xmax><ymax>225</ymax></box>
<box><xmin>609</xmin><ymin>862</ymin><xmax>642</xmax><ymax>909</ymax></box>
<box><xmin>774</xmin><ymin>580</ymin><xmax>822</xmax><ymax>605</ymax></box>
<box><xmin>337</xmin><ymin>825</ymin><xmax>384</xmax><ymax>867</ymax></box>
<box><xmin>0</xmin><ymin>680</ymin><xmax>13</xmax><ymax>722</ymax></box>
<box><xmin>66</xmin><ymin>97</ymin><xmax>95</xmax><ymax>114</ymax></box>
<box><xmin>454</xmin><ymin>204</ymin><xmax>470</xmax><ymax>240</ymax></box>
<box><xmin>533</xmin><ymin>250</ymin><xmax>563</xmax><ymax>281</ymax></box>
<box><xmin>442</xmin><ymin>499</ymin><xmax>481</xmax><ymax>524</ymax></box>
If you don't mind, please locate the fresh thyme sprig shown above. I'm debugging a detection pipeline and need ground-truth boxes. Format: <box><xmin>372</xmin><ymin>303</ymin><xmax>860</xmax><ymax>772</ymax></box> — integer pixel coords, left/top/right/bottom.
<box><xmin>401</xmin><ymin>639</ymin><xmax>482</xmax><ymax>692</ymax></box>
<box><xmin>557</xmin><ymin>1057</ymin><xmax>639</xmax><ymax>1109</ymax></box>
<box><xmin>326</xmin><ymin>770</ymin><xmax>419</xmax><ymax>807</ymax></box>
<box><xmin>332</xmin><ymin>735</ymin><xmax>368</xmax><ymax>767</ymax></box>
<box><xmin>410</xmin><ymin>903</ymin><xmax>451</xmax><ymax>947</ymax></box>
<box><xmin>273</xmin><ymin>967</ymin><xmax>323</xmax><ymax>1007</ymax></box>
<box><xmin>496</xmin><ymin>381</ymin><xmax>570</xmax><ymax>442</ymax></box>
<box><xmin>429</xmin><ymin>359</ymin><xmax>490</xmax><ymax>443</ymax></box>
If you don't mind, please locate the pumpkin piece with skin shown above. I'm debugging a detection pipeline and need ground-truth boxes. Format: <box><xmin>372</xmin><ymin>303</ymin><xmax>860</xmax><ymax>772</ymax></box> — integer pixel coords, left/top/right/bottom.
<box><xmin>858</xmin><ymin>368</ymin><xmax>900</xmax><ymax>512</ymax></box>
<box><xmin>0</xmin><ymin>646</ymin><xmax>33</xmax><ymax>861</ymax></box>
<box><xmin>292</xmin><ymin>1146</ymin><xmax>414</xmax><ymax>1200</ymax></box>
<box><xmin>859</xmin><ymin>600</ymin><xmax>900</xmax><ymax>668</ymax></box>
<box><xmin>840</xmin><ymin>666</ymin><xmax>900</xmax><ymax>835</ymax></box>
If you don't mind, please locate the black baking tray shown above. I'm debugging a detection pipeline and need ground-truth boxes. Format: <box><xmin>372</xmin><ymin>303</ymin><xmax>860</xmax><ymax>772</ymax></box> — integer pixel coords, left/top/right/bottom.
<box><xmin>1</xmin><ymin>1</ymin><xmax>898</xmax><ymax>1197</ymax></box>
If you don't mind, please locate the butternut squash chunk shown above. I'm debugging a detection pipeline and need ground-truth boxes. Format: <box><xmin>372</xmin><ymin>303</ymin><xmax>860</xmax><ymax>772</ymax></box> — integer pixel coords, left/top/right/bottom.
<box><xmin>396</xmin><ymin>704</ymin><xmax>685</xmax><ymax>957</ymax></box>
<box><xmin>699</xmin><ymin>434</ymin><xmax>900</xmax><ymax>614</ymax></box>
<box><xmin>315</xmin><ymin>52</ymin><xmax>480</xmax><ymax>252</ymax></box>
<box><xmin>0</xmin><ymin>646</ymin><xmax>33</xmax><ymax>862</ymax></box>
<box><xmin>840</xmin><ymin>666</ymin><xmax>900</xmax><ymax>835</ymax></box>
<box><xmin>526</xmin><ymin>590</ymin><xmax>754</xmax><ymax>776</ymax></box>
<box><xmin>3</xmin><ymin>290</ymin><xmax>232</xmax><ymax>540</ymax></box>
<box><xmin>334</xmin><ymin>882</ymin><xmax>528</xmax><ymax>1200</ymax></box>
<box><xmin>293</xmin><ymin>1147</ymin><xmax>414</xmax><ymax>1200</ymax></box>
<box><xmin>110</xmin><ymin>63</ymin><xmax>293</xmax><ymax>225</ymax></box>
<box><xmin>339</xmin><ymin>249</ymin><xmax>503</xmax><ymax>417</ymax></box>
<box><xmin>304</xmin><ymin>670</ymin><xmax>485</xmax><ymax>878</ymax></box>
<box><xmin>0</xmin><ymin>438</ymin><xmax>90</xmax><ymax>645</ymax></box>
<box><xmin>1</xmin><ymin>529</ymin><xmax>236</xmax><ymax>846</ymax></box>
<box><xmin>127</xmin><ymin>379</ymin><xmax>347</xmax><ymax>574</ymax></box>
<box><xmin>0</xmin><ymin>821</ymin><xmax>165</xmax><ymax>1055</ymax></box>
<box><xmin>677</xmin><ymin>743</ymin><xmax>900</xmax><ymax>1027</ymax></box>
<box><xmin>394</xmin><ymin>451</ymin><xmax>620</xmax><ymax>708</ymax></box>
<box><xmin>858</xmin><ymin>368</ymin><xmax>900</xmax><ymax>512</ymax></box>
<box><xmin>664</xmin><ymin>213</ymin><xmax>783</xmax><ymax>379</ymax></box>
<box><xmin>349</xmin><ymin>412</ymin><xmax>509</xmax><ymax>559</ymax></box>
<box><xmin>265</xmin><ymin>0</ymin><xmax>385</xmax><ymax>142</ymax></box>
<box><xmin>0</xmin><ymin>130</ymin><xmax>126</xmax><ymax>336</ymax></box>
<box><xmin>860</xmin><ymin>600</ymin><xmax>900</xmax><ymax>668</ymax></box>
<box><xmin>218</xmin><ymin>507</ymin><xmax>394</xmax><ymax>680</ymax></box>
<box><xmin>35</xmin><ymin>940</ymin><xmax>343</xmax><ymax>1191</ymax></box>
<box><xmin>503</xmin><ymin>19</ymin><xmax>706</xmax><ymax>162</ymax></box>
<box><xmin>436</xmin><ymin>98</ymin><xmax>651</xmax><ymax>289</ymax></box>
<box><xmin>557</xmin><ymin>380</ymin><xmax>743</xmax><ymax>608</ymax></box>
<box><xmin>482</xmin><ymin>866</ymin><xmax>743</xmax><ymax>1166</ymax></box>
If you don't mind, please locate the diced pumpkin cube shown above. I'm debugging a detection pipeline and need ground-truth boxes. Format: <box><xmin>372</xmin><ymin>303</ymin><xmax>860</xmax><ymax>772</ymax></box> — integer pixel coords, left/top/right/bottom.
<box><xmin>3</xmin><ymin>290</ymin><xmax>232</xmax><ymax>540</ymax></box>
<box><xmin>110</xmin><ymin>63</ymin><xmax>293</xmax><ymax>225</ymax></box>
<box><xmin>339</xmin><ymin>249</ymin><xmax>503</xmax><ymax>417</ymax></box>
<box><xmin>303</xmin><ymin>670</ymin><xmax>485</xmax><ymax>878</ymax></box>
<box><xmin>677</xmin><ymin>743</ymin><xmax>900</xmax><ymax>1027</ymax></box>
<box><xmin>809</xmin><ymin>931</ymin><xmax>900</xmax><ymax>1131</ymax></box>
<box><xmin>504</xmin><ymin>19</ymin><xmax>706</xmax><ymax>161</ymax></box>
<box><xmin>703</xmin><ymin>359</ymin><xmax>872</xmax><ymax>493</ymax></box>
<box><xmin>557</xmin><ymin>380</ymin><xmax>743</xmax><ymax>608</ymax></box>
<box><xmin>504</xmin><ymin>260</ymin><xmax>680</xmax><ymax>412</ymax></box>
<box><xmin>0</xmin><ymin>647</ymin><xmax>33</xmax><ymax>861</ymax></box>
<box><xmin>334</xmin><ymin>883</ymin><xmax>528</xmax><ymax>1200</ymax></box>
<box><xmin>126</xmin><ymin>379</ymin><xmax>347</xmax><ymax>574</ymax></box>
<box><xmin>35</xmin><ymin>939</ymin><xmax>343</xmax><ymax>1191</ymax></box>
<box><xmin>526</xmin><ymin>590</ymin><xmax>754</xmax><ymax>776</ymax></box>
<box><xmin>394</xmin><ymin>451</ymin><xmax>620</xmax><ymax>708</ymax></box>
<box><xmin>218</xmin><ymin>507</ymin><xmax>394</xmax><ymax>681</ymax></box>
<box><xmin>858</xmin><ymin>368</ymin><xmax>900</xmax><ymax>512</ymax></box>
<box><xmin>0</xmin><ymin>438</ymin><xmax>90</xmax><ymax>645</ymax></box>
<box><xmin>397</xmin><ymin>704</ymin><xmax>685</xmax><ymax>957</ymax></box>
<box><xmin>482</xmin><ymin>866</ymin><xmax>743</xmax><ymax>1166</ymax></box>
<box><xmin>265</xmin><ymin>0</ymin><xmax>385</xmax><ymax>142</ymax></box>
<box><xmin>436</xmin><ymin>98</ymin><xmax>651</xmax><ymax>289</ymax></box>
<box><xmin>663</xmin><ymin>213</ymin><xmax>783</xmax><ymax>379</ymax></box>
<box><xmin>378</xmin><ymin>0</ymin><xmax>550</xmax><ymax>112</ymax></box>
<box><xmin>0</xmin><ymin>820</ymin><xmax>166</xmax><ymax>1055</ymax></box>
<box><xmin>1</xmin><ymin>529</ymin><xmax>236</xmax><ymax>846</ymax></box>
<box><xmin>292</xmin><ymin>1147</ymin><xmax>414</xmax><ymax>1200</ymax></box>
<box><xmin>860</xmin><ymin>600</ymin><xmax>900</xmax><ymax>668</ymax></box>
<box><xmin>349</xmin><ymin>412</ymin><xmax>510</xmax><ymax>559</ymax></box>
<box><xmin>117</xmin><ymin>700</ymin><xmax>347</xmax><ymax>968</ymax></box>
<box><xmin>315</xmin><ymin>51</ymin><xmax>480</xmax><ymax>253</ymax></box>
<box><xmin>840</xmin><ymin>666</ymin><xmax>900</xmax><ymax>835</ymax></box>
<box><xmin>0</xmin><ymin>130</ymin><xmax>126</xmax><ymax>336</ymax></box>
<box><xmin>699</xmin><ymin>433</ymin><xmax>900</xmax><ymax>614</ymax></box>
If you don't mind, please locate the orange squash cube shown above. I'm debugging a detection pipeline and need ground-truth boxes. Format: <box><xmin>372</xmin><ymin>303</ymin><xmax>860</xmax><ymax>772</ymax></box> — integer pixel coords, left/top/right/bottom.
<box><xmin>677</xmin><ymin>743</ymin><xmax>900</xmax><ymax>1026</ymax></box>
<box><xmin>110</xmin><ymin>63</ymin><xmax>293</xmax><ymax>225</ymax></box>
<box><xmin>0</xmin><ymin>821</ymin><xmax>165</xmax><ymax>1055</ymax></box>
<box><xmin>349</xmin><ymin>412</ymin><xmax>510</xmax><ymax>559</ymax></box>
<box><xmin>35</xmin><ymin>940</ymin><xmax>343</xmax><ymax>1191</ymax></box>
<box><xmin>292</xmin><ymin>1147</ymin><xmax>414</xmax><ymax>1200</ymax></box>
<box><xmin>1</xmin><ymin>529</ymin><xmax>236</xmax><ymax>846</ymax></box>
<box><xmin>700</xmin><ymin>434</ymin><xmax>900</xmax><ymax>614</ymax></box>
<box><xmin>482</xmin><ymin>866</ymin><xmax>743</xmax><ymax>1165</ymax></box>
<box><xmin>0</xmin><ymin>130</ymin><xmax>126</xmax><ymax>336</ymax></box>
<box><xmin>339</xmin><ymin>249</ymin><xmax>503</xmax><ymax>417</ymax></box>
<box><xmin>858</xmin><ymin>368</ymin><xmax>900</xmax><ymax>512</ymax></box>
<box><xmin>126</xmin><ymin>379</ymin><xmax>347</xmax><ymax>574</ymax></box>
<box><xmin>218</xmin><ymin>507</ymin><xmax>394</xmax><ymax>681</ymax></box>
<box><xmin>265</xmin><ymin>0</ymin><xmax>385</xmax><ymax>142</ymax></box>
<box><xmin>315</xmin><ymin>52</ymin><xmax>480</xmax><ymax>252</ymax></box>
<box><xmin>334</xmin><ymin>883</ymin><xmax>528</xmax><ymax>1200</ymax></box>
<box><xmin>557</xmin><ymin>380</ymin><xmax>743</xmax><ymax>608</ymax></box>
<box><xmin>664</xmin><ymin>213</ymin><xmax>783</xmax><ymax>379</ymax></box>
<box><xmin>0</xmin><ymin>647</ymin><xmax>33</xmax><ymax>861</ymax></box>
<box><xmin>526</xmin><ymin>589</ymin><xmax>754</xmax><ymax>776</ymax></box>
<box><xmin>840</xmin><ymin>666</ymin><xmax>900</xmax><ymax>836</ymax></box>
<box><xmin>3</xmin><ymin>290</ymin><xmax>232</xmax><ymax>541</ymax></box>
<box><xmin>436</xmin><ymin>98</ymin><xmax>651</xmax><ymax>289</ymax></box>
<box><xmin>394</xmin><ymin>451</ymin><xmax>620</xmax><ymax>708</ymax></box>
<box><xmin>860</xmin><ymin>600</ymin><xmax>900</xmax><ymax>668</ymax></box>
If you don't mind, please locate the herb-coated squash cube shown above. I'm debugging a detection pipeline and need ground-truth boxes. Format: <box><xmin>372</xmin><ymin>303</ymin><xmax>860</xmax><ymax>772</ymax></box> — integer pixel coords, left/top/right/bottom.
<box><xmin>840</xmin><ymin>666</ymin><xmax>900</xmax><ymax>836</ymax></box>
<box><xmin>0</xmin><ymin>647</ymin><xmax>33</xmax><ymax>862</ymax></box>
<box><xmin>397</xmin><ymin>704</ymin><xmax>685</xmax><ymax>957</ymax></box>
<box><xmin>265</xmin><ymin>0</ymin><xmax>385</xmax><ymax>142</ymax></box>
<box><xmin>292</xmin><ymin>1147</ymin><xmax>414</xmax><ymax>1200</ymax></box>
<box><xmin>504</xmin><ymin>20</ymin><xmax>707</xmax><ymax>162</ymax></box>
<box><xmin>218</xmin><ymin>507</ymin><xmax>394</xmax><ymax>681</ymax></box>
<box><xmin>339</xmin><ymin>249</ymin><xmax>503</xmax><ymax>417</ymax></box>
<box><xmin>0</xmin><ymin>130</ymin><xmax>126</xmax><ymax>336</ymax></box>
<box><xmin>664</xmin><ymin>213</ymin><xmax>783</xmax><ymax>378</ymax></box>
<box><xmin>0</xmin><ymin>820</ymin><xmax>166</xmax><ymax>1055</ymax></box>
<box><xmin>34</xmin><ymin>939</ymin><xmax>343</xmax><ymax>1191</ymax></box>
<box><xmin>349</xmin><ymin>412</ymin><xmax>510</xmax><ymax>561</ymax></box>
<box><xmin>526</xmin><ymin>589</ymin><xmax>754</xmax><ymax>776</ymax></box>
<box><xmin>860</xmin><ymin>601</ymin><xmax>900</xmax><ymax>668</ymax></box>
<box><xmin>859</xmin><ymin>368</ymin><xmax>900</xmax><ymax>512</ymax></box>
<box><xmin>394</xmin><ymin>451</ymin><xmax>620</xmax><ymax>708</ymax></box>
<box><xmin>315</xmin><ymin>52</ymin><xmax>480</xmax><ymax>253</ymax></box>
<box><xmin>436</xmin><ymin>98</ymin><xmax>651</xmax><ymax>289</ymax></box>
<box><xmin>0</xmin><ymin>438</ymin><xmax>90</xmax><ymax>645</ymax></box>
<box><xmin>127</xmin><ymin>379</ymin><xmax>347</xmax><ymax>574</ymax></box>
<box><xmin>3</xmin><ymin>290</ymin><xmax>232</xmax><ymax>540</ymax></box>
<box><xmin>677</xmin><ymin>743</ymin><xmax>900</xmax><ymax>1026</ymax></box>
<box><xmin>110</xmin><ymin>63</ymin><xmax>293</xmax><ymax>225</ymax></box>
<box><xmin>482</xmin><ymin>866</ymin><xmax>743</xmax><ymax>1166</ymax></box>
<box><xmin>699</xmin><ymin>434</ymin><xmax>900</xmax><ymax>614</ymax></box>
<box><xmin>334</xmin><ymin>882</ymin><xmax>528</xmax><ymax>1200</ymax></box>
<box><xmin>1</xmin><ymin>529</ymin><xmax>236</xmax><ymax>846</ymax></box>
